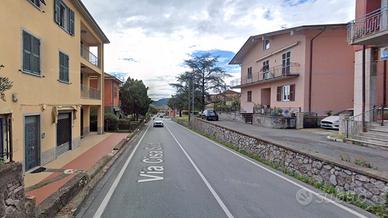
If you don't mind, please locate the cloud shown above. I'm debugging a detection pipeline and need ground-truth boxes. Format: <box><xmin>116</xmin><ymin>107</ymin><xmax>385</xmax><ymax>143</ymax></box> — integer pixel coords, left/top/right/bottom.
<box><xmin>82</xmin><ymin>0</ymin><xmax>355</xmax><ymax>100</ymax></box>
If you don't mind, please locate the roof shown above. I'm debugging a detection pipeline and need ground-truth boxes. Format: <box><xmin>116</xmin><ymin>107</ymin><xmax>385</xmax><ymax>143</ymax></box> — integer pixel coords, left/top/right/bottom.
<box><xmin>104</xmin><ymin>73</ymin><xmax>123</xmax><ymax>83</ymax></box>
<box><xmin>229</xmin><ymin>23</ymin><xmax>347</xmax><ymax>65</ymax></box>
<box><xmin>74</xmin><ymin>0</ymin><xmax>110</xmax><ymax>43</ymax></box>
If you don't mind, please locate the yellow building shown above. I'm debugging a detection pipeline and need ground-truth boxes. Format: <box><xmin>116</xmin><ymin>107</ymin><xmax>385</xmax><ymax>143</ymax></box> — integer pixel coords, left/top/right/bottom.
<box><xmin>0</xmin><ymin>0</ymin><xmax>109</xmax><ymax>171</ymax></box>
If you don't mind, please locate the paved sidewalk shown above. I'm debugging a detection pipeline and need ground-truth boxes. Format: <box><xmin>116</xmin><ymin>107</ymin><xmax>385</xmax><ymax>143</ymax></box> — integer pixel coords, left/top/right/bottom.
<box><xmin>216</xmin><ymin>120</ymin><xmax>388</xmax><ymax>173</ymax></box>
<box><xmin>25</xmin><ymin>133</ymin><xmax>128</xmax><ymax>204</ymax></box>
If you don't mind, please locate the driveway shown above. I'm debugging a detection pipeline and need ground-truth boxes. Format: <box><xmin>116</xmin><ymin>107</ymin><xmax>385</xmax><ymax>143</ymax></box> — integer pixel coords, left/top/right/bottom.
<box><xmin>215</xmin><ymin>120</ymin><xmax>388</xmax><ymax>173</ymax></box>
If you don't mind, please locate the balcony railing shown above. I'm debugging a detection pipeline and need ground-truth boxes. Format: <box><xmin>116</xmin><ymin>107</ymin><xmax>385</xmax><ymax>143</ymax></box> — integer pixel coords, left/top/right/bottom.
<box><xmin>81</xmin><ymin>85</ymin><xmax>101</xmax><ymax>100</ymax></box>
<box><xmin>241</xmin><ymin>62</ymin><xmax>300</xmax><ymax>85</ymax></box>
<box><xmin>81</xmin><ymin>45</ymin><xmax>100</xmax><ymax>68</ymax></box>
<box><xmin>348</xmin><ymin>7</ymin><xmax>388</xmax><ymax>44</ymax></box>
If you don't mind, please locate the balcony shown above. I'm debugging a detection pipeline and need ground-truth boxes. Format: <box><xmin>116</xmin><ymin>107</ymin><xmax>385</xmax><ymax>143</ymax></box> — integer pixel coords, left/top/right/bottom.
<box><xmin>348</xmin><ymin>7</ymin><xmax>388</xmax><ymax>45</ymax></box>
<box><xmin>236</xmin><ymin>63</ymin><xmax>300</xmax><ymax>88</ymax></box>
<box><xmin>81</xmin><ymin>44</ymin><xmax>100</xmax><ymax>68</ymax></box>
<box><xmin>81</xmin><ymin>84</ymin><xmax>101</xmax><ymax>100</ymax></box>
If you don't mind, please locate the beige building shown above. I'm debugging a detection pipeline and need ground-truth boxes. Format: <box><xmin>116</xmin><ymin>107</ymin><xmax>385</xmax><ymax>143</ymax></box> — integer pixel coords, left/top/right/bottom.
<box><xmin>0</xmin><ymin>0</ymin><xmax>109</xmax><ymax>171</ymax></box>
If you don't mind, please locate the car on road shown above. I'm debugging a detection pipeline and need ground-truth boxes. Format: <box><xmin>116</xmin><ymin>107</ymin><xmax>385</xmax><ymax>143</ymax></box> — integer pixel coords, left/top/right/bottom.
<box><xmin>201</xmin><ymin>110</ymin><xmax>219</xmax><ymax>121</ymax></box>
<box><xmin>320</xmin><ymin>109</ymin><xmax>353</xmax><ymax>130</ymax></box>
<box><xmin>153</xmin><ymin>119</ymin><xmax>164</xmax><ymax>127</ymax></box>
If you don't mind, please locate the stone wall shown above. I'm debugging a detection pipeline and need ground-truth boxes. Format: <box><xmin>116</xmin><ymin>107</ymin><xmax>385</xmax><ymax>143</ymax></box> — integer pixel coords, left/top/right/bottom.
<box><xmin>0</xmin><ymin>162</ymin><xmax>35</xmax><ymax>218</ymax></box>
<box><xmin>190</xmin><ymin>118</ymin><xmax>388</xmax><ymax>205</ymax></box>
<box><xmin>217</xmin><ymin>112</ymin><xmax>244</xmax><ymax>122</ymax></box>
<box><xmin>252</xmin><ymin>114</ymin><xmax>296</xmax><ymax>129</ymax></box>
<box><xmin>217</xmin><ymin>112</ymin><xmax>296</xmax><ymax>129</ymax></box>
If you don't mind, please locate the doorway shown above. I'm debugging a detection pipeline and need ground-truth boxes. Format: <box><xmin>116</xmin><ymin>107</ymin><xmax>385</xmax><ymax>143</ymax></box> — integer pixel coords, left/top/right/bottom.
<box><xmin>24</xmin><ymin>115</ymin><xmax>41</xmax><ymax>171</ymax></box>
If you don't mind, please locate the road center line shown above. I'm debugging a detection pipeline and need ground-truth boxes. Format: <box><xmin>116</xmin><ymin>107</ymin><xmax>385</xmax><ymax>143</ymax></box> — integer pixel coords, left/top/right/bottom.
<box><xmin>93</xmin><ymin>125</ymin><xmax>151</xmax><ymax>218</ymax></box>
<box><xmin>172</xmin><ymin>122</ymin><xmax>368</xmax><ymax>218</ymax></box>
<box><xmin>165</xmin><ymin>124</ymin><xmax>234</xmax><ymax>218</ymax></box>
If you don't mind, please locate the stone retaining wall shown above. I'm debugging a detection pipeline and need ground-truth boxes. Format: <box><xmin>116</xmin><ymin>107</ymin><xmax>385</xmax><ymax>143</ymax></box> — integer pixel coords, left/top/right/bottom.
<box><xmin>217</xmin><ymin>112</ymin><xmax>296</xmax><ymax>129</ymax></box>
<box><xmin>190</xmin><ymin>117</ymin><xmax>388</xmax><ymax>205</ymax></box>
<box><xmin>0</xmin><ymin>162</ymin><xmax>35</xmax><ymax>218</ymax></box>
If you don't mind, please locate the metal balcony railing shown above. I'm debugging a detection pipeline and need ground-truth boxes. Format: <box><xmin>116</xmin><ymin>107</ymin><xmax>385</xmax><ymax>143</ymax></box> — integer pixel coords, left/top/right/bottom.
<box><xmin>241</xmin><ymin>62</ymin><xmax>300</xmax><ymax>85</ymax></box>
<box><xmin>81</xmin><ymin>85</ymin><xmax>101</xmax><ymax>100</ymax></box>
<box><xmin>347</xmin><ymin>7</ymin><xmax>388</xmax><ymax>44</ymax></box>
<box><xmin>81</xmin><ymin>45</ymin><xmax>100</xmax><ymax>68</ymax></box>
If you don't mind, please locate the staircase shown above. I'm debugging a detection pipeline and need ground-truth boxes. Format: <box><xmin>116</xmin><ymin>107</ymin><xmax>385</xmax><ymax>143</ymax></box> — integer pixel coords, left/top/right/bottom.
<box><xmin>347</xmin><ymin>124</ymin><xmax>388</xmax><ymax>150</ymax></box>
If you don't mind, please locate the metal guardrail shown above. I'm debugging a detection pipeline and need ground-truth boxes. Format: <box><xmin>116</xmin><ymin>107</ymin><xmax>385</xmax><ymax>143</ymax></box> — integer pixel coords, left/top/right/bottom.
<box><xmin>81</xmin><ymin>45</ymin><xmax>100</xmax><ymax>68</ymax></box>
<box><xmin>241</xmin><ymin>62</ymin><xmax>300</xmax><ymax>85</ymax></box>
<box><xmin>347</xmin><ymin>7</ymin><xmax>388</xmax><ymax>43</ymax></box>
<box><xmin>81</xmin><ymin>84</ymin><xmax>101</xmax><ymax>100</ymax></box>
<box><xmin>349</xmin><ymin>105</ymin><xmax>388</xmax><ymax>129</ymax></box>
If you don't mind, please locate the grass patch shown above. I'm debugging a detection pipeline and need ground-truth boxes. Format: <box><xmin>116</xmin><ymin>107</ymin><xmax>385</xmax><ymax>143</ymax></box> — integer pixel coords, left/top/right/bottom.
<box><xmin>182</xmin><ymin>122</ymin><xmax>387</xmax><ymax>217</ymax></box>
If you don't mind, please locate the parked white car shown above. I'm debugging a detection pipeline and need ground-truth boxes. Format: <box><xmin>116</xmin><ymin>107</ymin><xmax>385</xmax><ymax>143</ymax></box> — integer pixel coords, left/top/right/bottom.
<box><xmin>320</xmin><ymin>109</ymin><xmax>353</xmax><ymax>130</ymax></box>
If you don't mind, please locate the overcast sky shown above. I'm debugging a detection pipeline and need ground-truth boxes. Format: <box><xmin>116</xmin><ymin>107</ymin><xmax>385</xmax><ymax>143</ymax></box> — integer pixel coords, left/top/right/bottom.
<box><xmin>82</xmin><ymin>0</ymin><xmax>355</xmax><ymax>100</ymax></box>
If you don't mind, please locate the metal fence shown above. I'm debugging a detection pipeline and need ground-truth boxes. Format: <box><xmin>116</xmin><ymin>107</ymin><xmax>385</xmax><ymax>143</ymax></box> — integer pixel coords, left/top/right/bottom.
<box><xmin>81</xmin><ymin>44</ymin><xmax>100</xmax><ymax>68</ymax></box>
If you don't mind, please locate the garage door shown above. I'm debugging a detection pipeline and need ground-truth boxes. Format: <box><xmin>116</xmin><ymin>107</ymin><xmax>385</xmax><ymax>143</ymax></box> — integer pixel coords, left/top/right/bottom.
<box><xmin>56</xmin><ymin>112</ymin><xmax>72</xmax><ymax>156</ymax></box>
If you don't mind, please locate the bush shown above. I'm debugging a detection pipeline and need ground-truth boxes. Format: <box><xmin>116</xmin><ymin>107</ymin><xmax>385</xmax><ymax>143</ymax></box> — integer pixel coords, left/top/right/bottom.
<box><xmin>105</xmin><ymin>113</ymin><xmax>119</xmax><ymax>131</ymax></box>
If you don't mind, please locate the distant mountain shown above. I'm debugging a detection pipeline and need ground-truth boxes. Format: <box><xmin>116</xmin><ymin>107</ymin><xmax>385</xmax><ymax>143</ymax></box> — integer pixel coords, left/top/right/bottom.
<box><xmin>151</xmin><ymin>98</ymin><xmax>170</xmax><ymax>107</ymax></box>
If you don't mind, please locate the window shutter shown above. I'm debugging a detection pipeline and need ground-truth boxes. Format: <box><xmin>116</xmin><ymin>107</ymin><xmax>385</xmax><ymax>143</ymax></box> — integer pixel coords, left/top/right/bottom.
<box><xmin>23</xmin><ymin>32</ymin><xmax>32</xmax><ymax>72</ymax></box>
<box><xmin>290</xmin><ymin>84</ymin><xmax>295</xmax><ymax>101</ymax></box>
<box><xmin>69</xmin><ymin>9</ymin><xmax>75</xmax><ymax>35</ymax></box>
<box><xmin>54</xmin><ymin>0</ymin><xmax>61</xmax><ymax>24</ymax></box>
<box><xmin>65</xmin><ymin>55</ymin><xmax>69</xmax><ymax>82</ymax></box>
<box><xmin>32</xmin><ymin>37</ymin><xmax>40</xmax><ymax>74</ymax></box>
<box><xmin>277</xmin><ymin>86</ymin><xmax>282</xmax><ymax>101</ymax></box>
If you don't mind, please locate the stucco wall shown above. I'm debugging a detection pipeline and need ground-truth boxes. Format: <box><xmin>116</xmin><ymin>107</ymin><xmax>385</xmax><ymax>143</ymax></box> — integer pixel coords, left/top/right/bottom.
<box><xmin>307</xmin><ymin>28</ymin><xmax>355</xmax><ymax>115</ymax></box>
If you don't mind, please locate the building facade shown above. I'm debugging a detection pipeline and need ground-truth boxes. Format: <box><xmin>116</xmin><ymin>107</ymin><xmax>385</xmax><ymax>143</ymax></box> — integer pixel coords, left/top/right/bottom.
<box><xmin>348</xmin><ymin>0</ymin><xmax>388</xmax><ymax>124</ymax></box>
<box><xmin>103</xmin><ymin>73</ymin><xmax>122</xmax><ymax>115</ymax></box>
<box><xmin>231</xmin><ymin>24</ymin><xmax>355</xmax><ymax>116</ymax></box>
<box><xmin>0</xmin><ymin>0</ymin><xmax>109</xmax><ymax>171</ymax></box>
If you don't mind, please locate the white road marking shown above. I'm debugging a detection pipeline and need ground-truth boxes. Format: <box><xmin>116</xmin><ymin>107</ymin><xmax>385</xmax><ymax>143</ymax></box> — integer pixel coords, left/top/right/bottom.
<box><xmin>172</xmin><ymin>122</ymin><xmax>368</xmax><ymax>218</ymax></box>
<box><xmin>93</xmin><ymin>125</ymin><xmax>151</xmax><ymax>218</ymax></box>
<box><xmin>165</xmin><ymin>125</ymin><xmax>234</xmax><ymax>218</ymax></box>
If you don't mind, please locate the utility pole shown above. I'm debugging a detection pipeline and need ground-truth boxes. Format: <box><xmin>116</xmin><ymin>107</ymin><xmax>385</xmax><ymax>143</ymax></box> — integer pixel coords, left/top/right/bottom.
<box><xmin>192</xmin><ymin>74</ymin><xmax>195</xmax><ymax>118</ymax></box>
<box><xmin>188</xmin><ymin>80</ymin><xmax>191</xmax><ymax>123</ymax></box>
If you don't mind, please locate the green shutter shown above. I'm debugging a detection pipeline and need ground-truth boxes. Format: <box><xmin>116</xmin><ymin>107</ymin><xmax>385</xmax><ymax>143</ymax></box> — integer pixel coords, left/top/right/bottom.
<box><xmin>69</xmin><ymin>9</ymin><xmax>75</xmax><ymax>35</ymax></box>
<box><xmin>54</xmin><ymin>0</ymin><xmax>61</xmax><ymax>24</ymax></box>
<box><xmin>23</xmin><ymin>31</ymin><xmax>32</xmax><ymax>72</ymax></box>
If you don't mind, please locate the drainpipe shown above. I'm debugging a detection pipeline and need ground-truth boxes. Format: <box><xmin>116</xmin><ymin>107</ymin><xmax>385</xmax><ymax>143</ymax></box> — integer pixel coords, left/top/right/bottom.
<box><xmin>362</xmin><ymin>45</ymin><xmax>366</xmax><ymax>132</ymax></box>
<box><xmin>383</xmin><ymin>60</ymin><xmax>387</xmax><ymax>126</ymax></box>
<box><xmin>308</xmin><ymin>27</ymin><xmax>326</xmax><ymax>113</ymax></box>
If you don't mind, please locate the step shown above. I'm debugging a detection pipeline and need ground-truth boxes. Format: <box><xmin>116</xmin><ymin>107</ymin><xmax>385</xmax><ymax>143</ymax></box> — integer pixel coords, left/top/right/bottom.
<box><xmin>346</xmin><ymin>138</ymin><xmax>388</xmax><ymax>151</ymax></box>
<box><xmin>359</xmin><ymin>132</ymin><xmax>388</xmax><ymax>142</ymax></box>
<box><xmin>353</xmin><ymin>135</ymin><xmax>388</xmax><ymax>146</ymax></box>
<box><xmin>369</xmin><ymin>127</ymin><xmax>388</xmax><ymax>134</ymax></box>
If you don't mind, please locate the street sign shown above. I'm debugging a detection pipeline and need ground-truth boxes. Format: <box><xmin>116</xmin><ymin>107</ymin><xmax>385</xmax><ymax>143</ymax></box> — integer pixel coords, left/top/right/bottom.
<box><xmin>381</xmin><ymin>47</ymin><xmax>388</xmax><ymax>60</ymax></box>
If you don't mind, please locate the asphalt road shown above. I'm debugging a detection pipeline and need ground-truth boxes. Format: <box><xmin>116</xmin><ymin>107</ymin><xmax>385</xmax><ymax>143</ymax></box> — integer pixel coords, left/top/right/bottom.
<box><xmin>76</xmin><ymin>120</ymin><xmax>375</xmax><ymax>218</ymax></box>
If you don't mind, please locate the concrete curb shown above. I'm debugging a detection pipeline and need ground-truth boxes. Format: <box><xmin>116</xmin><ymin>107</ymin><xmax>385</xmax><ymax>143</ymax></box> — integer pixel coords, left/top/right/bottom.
<box><xmin>54</xmin><ymin>124</ymin><xmax>145</xmax><ymax>217</ymax></box>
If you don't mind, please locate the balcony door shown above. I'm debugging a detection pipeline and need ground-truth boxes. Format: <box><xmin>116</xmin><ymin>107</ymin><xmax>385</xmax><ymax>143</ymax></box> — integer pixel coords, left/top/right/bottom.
<box><xmin>282</xmin><ymin>52</ymin><xmax>291</xmax><ymax>75</ymax></box>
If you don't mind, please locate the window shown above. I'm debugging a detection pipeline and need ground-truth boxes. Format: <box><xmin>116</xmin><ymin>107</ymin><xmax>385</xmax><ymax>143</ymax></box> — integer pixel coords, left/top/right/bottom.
<box><xmin>277</xmin><ymin>84</ymin><xmax>295</xmax><ymax>102</ymax></box>
<box><xmin>247</xmin><ymin>91</ymin><xmax>252</xmax><ymax>102</ymax></box>
<box><xmin>28</xmin><ymin>0</ymin><xmax>42</xmax><ymax>8</ymax></box>
<box><xmin>282</xmin><ymin>51</ymin><xmax>291</xmax><ymax>75</ymax></box>
<box><xmin>262</xmin><ymin>60</ymin><xmax>270</xmax><ymax>79</ymax></box>
<box><xmin>263</xmin><ymin>39</ymin><xmax>270</xmax><ymax>50</ymax></box>
<box><xmin>59</xmin><ymin>52</ymin><xmax>69</xmax><ymax>82</ymax></box>
<box><xmin>54</xmin><ymin>0</ymin><xmax>75</xmax><ymax>35</ymax></box>
<box><xmin>23</xmin><ymin>31</ymin><xmax>41</xmax><ymax>75</ymax></box>
<box><xmin>247</xmin><ymin>67</ymin><xmax>253</xmax><ymax>79</ymax></box>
